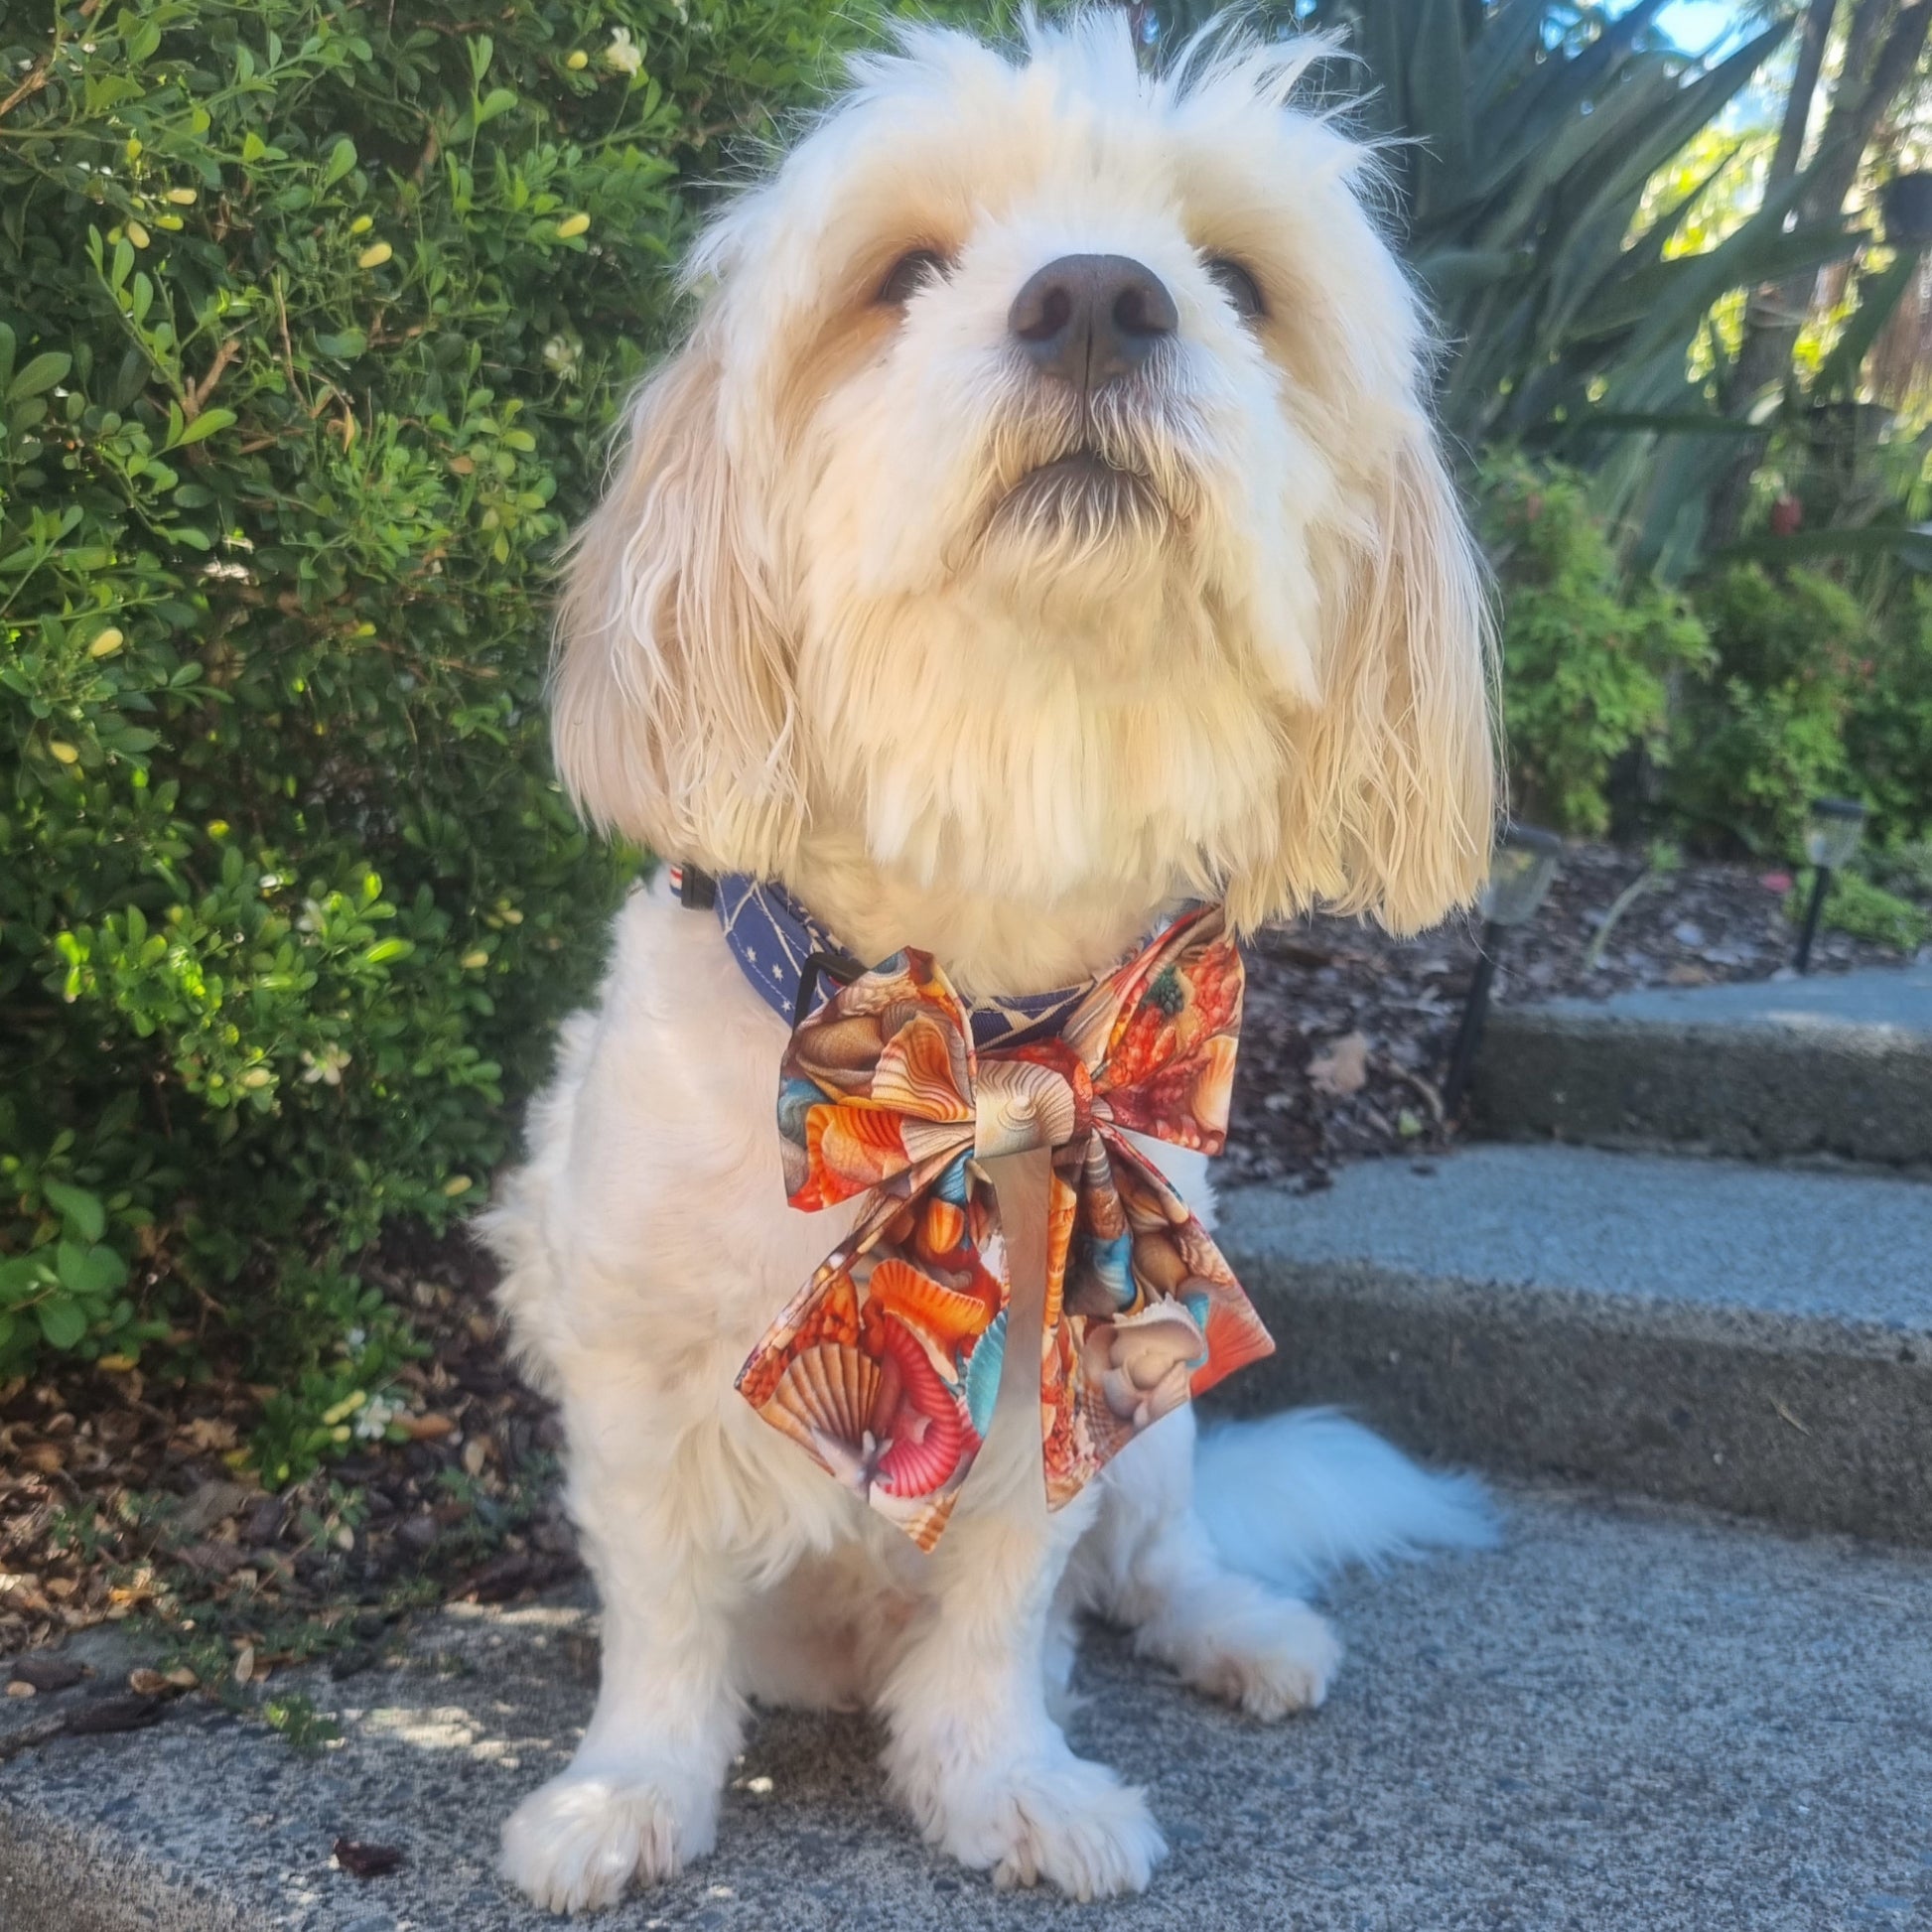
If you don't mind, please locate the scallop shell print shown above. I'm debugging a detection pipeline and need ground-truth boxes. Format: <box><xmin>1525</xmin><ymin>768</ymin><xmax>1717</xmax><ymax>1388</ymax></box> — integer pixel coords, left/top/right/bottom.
<box><xmin>872</xmin><ymin>1315</ymin><xmax>967</xmax><ymax>1498</ymax></box>
<box><xmin>770</xmin><ymin>1343</ymin><xmax>883</xmax><ymax>1462</ymax></box>
<box><xmin>867</xmin><ymin>1257</ymin><xmax>996</xmax><ymax>1353</ymax></box>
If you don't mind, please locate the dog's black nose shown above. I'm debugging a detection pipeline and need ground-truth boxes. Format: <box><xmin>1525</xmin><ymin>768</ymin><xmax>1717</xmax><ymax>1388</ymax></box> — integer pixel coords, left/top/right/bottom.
<box><xmin>1008</xmin><ymin>254</ymin><xmax>1177</xmax><ymax>389</ymax></box>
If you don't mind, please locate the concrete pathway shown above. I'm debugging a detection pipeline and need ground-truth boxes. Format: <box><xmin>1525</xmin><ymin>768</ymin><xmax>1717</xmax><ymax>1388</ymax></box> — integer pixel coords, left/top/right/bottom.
<box><xmin>4</xmin><ymin>1487</ymin><xmax>1930</xmax><ymax>1932</ymax></box>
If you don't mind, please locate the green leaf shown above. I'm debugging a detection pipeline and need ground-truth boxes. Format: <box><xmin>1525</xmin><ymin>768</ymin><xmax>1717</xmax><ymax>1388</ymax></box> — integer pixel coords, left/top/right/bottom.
<box><xmin>8</xmin><ymin>352</ymin><xmax>72</xmax><ymax>403</ymax></box>
<box><xmin>323</xmin><ymin>137</ymin><xmax>357</xmax><ymax>189</ymax></box>
<box><xmin>0</xmin><ymin>1254</ymin><xmax>49</xmax><ymax>1300</ymax></box>
<box><xmin>66</xmin><ymin>1245</ymin><xmax>129</xmax><ymax>1297</ymax></box>
<box><xmin>36</xmin><ymin>1297</ymin><xmax>88</xmax><ymax>1351</ymax></box>
<box><xmin>43</xmin><ymin>1180</ymin><xmax>105</xmax><ymax>1242</ymax></box>
<box><xmin>172</xmin><ymin>406</ymin><xmax>237</xmax><ymax>449</ymax></box>
<box><xmin>361</xmin><ymin>937</ymin><xmax>415</xmax><ymax>966</ymax></box>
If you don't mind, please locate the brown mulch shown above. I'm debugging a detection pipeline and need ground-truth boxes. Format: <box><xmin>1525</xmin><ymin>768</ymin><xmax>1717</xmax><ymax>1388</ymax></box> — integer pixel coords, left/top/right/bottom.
<box><xmin>0</xmin><ymin>1230</ymin><xmax>577</xmax><ymax>1668</ymax></box>
<box><xmin>2</xmin><ymin>845</ymin><xmax>1923</xmax><ymax>1666</ymax></box>
<box><xmin>1224</xmin><ymin>844</ymin><xmax>1918</xmax><ymax>1186</ymax></box>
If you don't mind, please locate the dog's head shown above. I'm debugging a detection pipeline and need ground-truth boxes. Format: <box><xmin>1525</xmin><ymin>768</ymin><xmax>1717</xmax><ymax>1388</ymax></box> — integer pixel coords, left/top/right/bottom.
<box><xmin>556</xmin><ymin>13</ymin><xmax>1495</xmax><ymax>937</ymax></box>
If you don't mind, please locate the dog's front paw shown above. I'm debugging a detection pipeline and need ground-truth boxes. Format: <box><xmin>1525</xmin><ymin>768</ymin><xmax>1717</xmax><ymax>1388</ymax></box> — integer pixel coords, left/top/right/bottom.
<box><xmin>918</xmin><ymin>1747</ymin><xmax>1167</xmax><ymax>1899</ymax></box>
<box><xmin>1175</xmin><ymin>1597</ymin><xmax>1341</xmax><ymax>1720</ymax></box>
<box><xmin>499</xmin><ymin>1766</ymin><xmax>714</xmax><ymax>1914</ymax></box>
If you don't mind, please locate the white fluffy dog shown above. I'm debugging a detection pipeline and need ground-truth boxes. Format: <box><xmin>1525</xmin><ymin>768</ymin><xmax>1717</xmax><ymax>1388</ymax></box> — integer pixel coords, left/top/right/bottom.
<box><xmin>484</xmin><ymin>11</ymin><xmax>1497</xmax><ymax>1912</ymax></box>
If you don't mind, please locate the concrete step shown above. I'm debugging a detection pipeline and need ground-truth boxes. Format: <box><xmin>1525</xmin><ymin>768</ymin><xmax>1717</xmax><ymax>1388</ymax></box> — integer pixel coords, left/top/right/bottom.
<box><xmin>1471</xmin><ymin>962</ymin><xmax>1932</xmax><ymax>1170</ymax></box>
<box><xmin>3</xmin><ymin>1488</ymin><xmax>1929</xmax><ymax>1931</ymax></box>
<box><xmin>1213</xmin><ymin>1144</ymin><xmax>1932</xmax><ymax>1545</ymax></box>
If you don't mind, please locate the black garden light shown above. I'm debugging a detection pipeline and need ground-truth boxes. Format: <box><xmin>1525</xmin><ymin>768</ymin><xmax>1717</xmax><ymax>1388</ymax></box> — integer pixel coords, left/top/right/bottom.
<box><xmin>1793</xmin><ymin>796</ymin><xmax>1867</xmax><ymax>974</ymax></box>
<box><xmin>1442</xmin><ymin>824</ymin><xmax>1564</xmax><ymax>1116</ymax></box>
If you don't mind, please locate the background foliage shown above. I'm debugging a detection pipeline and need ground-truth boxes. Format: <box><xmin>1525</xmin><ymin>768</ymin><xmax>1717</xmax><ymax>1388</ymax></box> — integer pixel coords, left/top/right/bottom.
<box><xmin>1479</xmin><ymin>454</ymin><xmax>1713</xmax><ymax>836</ymax></box>
<box><xmin>0</xmin><ymin>0</ymin><xmax>862</xmax><ymax>1475</ymax></box>
<box><xmin>5</xmin><ymin>0</ymin><xmax>1932</xmax><ymax>1485</ymax></box>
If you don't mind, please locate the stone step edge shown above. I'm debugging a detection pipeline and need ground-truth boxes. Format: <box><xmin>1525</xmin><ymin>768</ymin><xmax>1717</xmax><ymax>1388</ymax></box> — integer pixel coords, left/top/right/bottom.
<box><xmin>0</xmin><ymin>1805</ymin><xmax>261</xmax><ymax>1932</ymax></box>
<box><xmin>1472</xmin><ymin>1008</ymin><xmax>1932</xmax><ymax>1171</ymax></box>
<box><xmin>1488</xmin><ymin>1006</ymin><xmax>1932</xmax><ymax>1049</ymax></box>
<box><xmin>1207</xmin><ymin>1252</ymin><xmax>1932</xmax><ymax>1550</ymax></box>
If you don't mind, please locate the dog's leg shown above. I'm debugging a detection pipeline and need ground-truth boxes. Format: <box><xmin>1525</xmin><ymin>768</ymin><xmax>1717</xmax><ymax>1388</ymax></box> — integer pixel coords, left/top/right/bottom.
<box><xmin>877</xmin><ymin>1483</ymin><xmax>1167</xmax><ymax>1899</ymax></box>
<box><xmin>874</xmin><ymin>1147</ymin><xmax>1166</xmax><ymax>1899</ymax></box>
<box><xmin>1068</xmin><ymin>1405</ymin><xmax>1341</xmax><ymax>1720</ymax></box>
<box><xmin>499</xmin><ymin>1401</ymin><xmax>744</xmax><ymax>1914</ymax></box>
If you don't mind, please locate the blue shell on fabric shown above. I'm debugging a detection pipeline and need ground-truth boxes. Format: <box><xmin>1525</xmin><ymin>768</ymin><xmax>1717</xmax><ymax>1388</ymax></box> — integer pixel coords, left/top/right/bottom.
<box><xmin>777</xmin><ymin>1075</ymin><xmax>822</xmax><ymax>1146</ymax></box>
<box><xmin>964</xmin><ymin>1308</ymin><xmax>1007</xmax><ymax>1440</ymax></box>
<box><xmin>933</xmin><ymin>1152</ymin><xmax>971</xmax><ymax>1204</ymax></box>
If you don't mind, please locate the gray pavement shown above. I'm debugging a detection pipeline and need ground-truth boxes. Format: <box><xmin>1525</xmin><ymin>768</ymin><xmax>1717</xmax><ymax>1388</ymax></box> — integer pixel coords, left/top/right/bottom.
<box><xmin>4</xmin><ymin>1486</ymin><xmax>1931</xmax><ymax>1931</ymax></box>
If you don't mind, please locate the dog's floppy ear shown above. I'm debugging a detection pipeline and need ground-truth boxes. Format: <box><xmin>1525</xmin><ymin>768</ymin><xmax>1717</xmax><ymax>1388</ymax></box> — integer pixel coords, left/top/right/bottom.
<box><xmin>551</xmin><ymin>333</ymin><xmax>800</xmax><ymax>876</ymax></box>
<box><xmin>1249</xmin><ymin>419</ymin><xmax>1498</xmax><ymax>936</ymax></box>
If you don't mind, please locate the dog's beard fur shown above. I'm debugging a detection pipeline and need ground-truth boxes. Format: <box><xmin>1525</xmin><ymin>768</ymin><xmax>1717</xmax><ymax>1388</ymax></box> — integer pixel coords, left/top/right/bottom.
<box><xmin>971</xmin><ymin>370</ymin><xmax>1192</xmax><ymax>558</ymax></box>
<box><xmin>552</xmin><ymin>9</ymin><xmax>1497</xmax><ymax>985</ymax></box>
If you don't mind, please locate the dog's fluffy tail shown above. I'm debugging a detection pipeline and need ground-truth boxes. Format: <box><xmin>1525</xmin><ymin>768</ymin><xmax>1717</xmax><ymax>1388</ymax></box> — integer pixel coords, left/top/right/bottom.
<box><xmin>1192</xmin><ymin>1409</ymin><xmax>1498</xmax><ymax>1597</ymax></box>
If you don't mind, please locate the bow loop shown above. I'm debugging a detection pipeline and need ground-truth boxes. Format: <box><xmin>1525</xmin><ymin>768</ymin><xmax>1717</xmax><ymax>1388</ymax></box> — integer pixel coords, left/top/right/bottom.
<box><xmin>1064</xmin><ymin>905</ymin><xmax>1243</xmax><ymax>1156</ymax></box>
<box><xmin>779</xmin><ymin>951</ymin><xmax>975</xmax><ymax>1211</ymax></box>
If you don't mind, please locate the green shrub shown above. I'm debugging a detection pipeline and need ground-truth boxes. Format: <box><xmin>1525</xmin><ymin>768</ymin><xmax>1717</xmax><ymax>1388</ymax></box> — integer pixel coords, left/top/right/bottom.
<box><xmin>0</xmin><ymin>0</ymin><xmax>864</xmax><ymax>1477</ymax></box>
<box><xmin>1848</xmin><ymin>585</ymin><xmax>1932</xmax><ymax>850</ymax></box>
<box><xmin>1672</xmin><ymin>564</ymin><xmax>1867</xmax><ymax>857</ymax></box>
<box><xmin>1788</xmin><ymin>866</ymin><xmax>1930</xmax><ymax>952</ymax></box>
<box><xmin>1477</xmin><ymin>455</ymin><xmax>1712</xmax><ymax>835</ymax></box>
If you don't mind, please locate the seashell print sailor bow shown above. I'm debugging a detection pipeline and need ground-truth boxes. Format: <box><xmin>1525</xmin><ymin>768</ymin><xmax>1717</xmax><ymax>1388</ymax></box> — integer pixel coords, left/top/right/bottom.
<box><xmin>735</xmin><ymin>903</ymin><xmax>1274</xmax><ymax>1551</ymax></box>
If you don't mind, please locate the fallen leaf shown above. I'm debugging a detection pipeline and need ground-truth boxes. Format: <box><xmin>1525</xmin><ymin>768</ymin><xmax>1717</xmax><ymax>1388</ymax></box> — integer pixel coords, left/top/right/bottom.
<box><xmin>397</xmin><ymin>1413</ymin><xmax>454</xmax><ymax>1442</ymax></box>
<box><xmin>177</xmin><ymin>1417</ymin><xmax>238</xmax><ymax>1453</ymax></box>
<box><xmin>5</xmin><ymin>1681</ymin><xmax>33</xmax><ymax>1699</ymax></box>
<box><xmin>127</xmin><ymin>1668</ymin><xmax>172</xmax><ymax>1696</ymax></box>
<box><xmin>333</xmin><ymin>1838</ymin><xmax>404</xmax><ymax>1879</ymax></box>
<box><xmin>174</xmin><ymin>1478</ymin><xmax>257</xmax><ymax>1541</ymax></box>
<box><xmin>64</xmin><ymin>1692</ymin><xmax>167</xmax><ymax>1736</ymax></box>
<box><xmin>1308</xmin><ymin>1031</ymin><xmax>1369</xmax><ymax>1097</ymax></box>
<box><xmin>175</xmin><ymin>1540</ymin><xmax>249</xmax><ymax>1578</ymax></box>
<box><xmin>10</xmin><ymin>1656</ymin><xmax>87</xmax><ymax>1694</ymax></box>
<box><xmin>233</xmin><ymin>1642</ymin><xmax>255</xmax><ymax>1687</ymax></box>
<box><xmin>461</xmin><ymin>1551</ymin><xmax>531</xmax><ymax>1604</ymax></box>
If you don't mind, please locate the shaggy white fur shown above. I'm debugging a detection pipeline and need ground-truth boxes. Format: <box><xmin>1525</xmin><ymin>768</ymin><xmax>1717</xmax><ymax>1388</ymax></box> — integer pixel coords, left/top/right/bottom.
<box><xmin>484</xmin><ymin>10</ymin><xmax>1499</xmax><ymax>1912</ymax></box>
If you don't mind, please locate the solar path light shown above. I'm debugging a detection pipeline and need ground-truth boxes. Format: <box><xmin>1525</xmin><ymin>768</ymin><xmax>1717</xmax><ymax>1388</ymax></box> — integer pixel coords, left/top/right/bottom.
<box><xmin>1793</xmin><ymin>797</ymin><xmax>1866</xmax><ymax>975</ymax></box>
<box><xmin>1441</xmin><ymin>824</ymin><xmax>1564</xmax><ymax>1116</ymax></box>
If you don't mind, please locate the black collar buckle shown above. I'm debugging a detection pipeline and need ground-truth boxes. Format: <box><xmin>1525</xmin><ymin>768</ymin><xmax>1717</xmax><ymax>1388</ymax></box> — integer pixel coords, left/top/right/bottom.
<box><xmin>793</xmin><ymin>948</ymin><xmax>866</xmax><ymax>1032</ymax></box>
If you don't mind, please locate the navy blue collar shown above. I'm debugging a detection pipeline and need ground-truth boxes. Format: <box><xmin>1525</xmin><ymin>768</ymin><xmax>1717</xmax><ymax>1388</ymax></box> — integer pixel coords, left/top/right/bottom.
<box><xmin>672</xmin><ymin>866</ymin><xmax>1103</xmax><ymax>1050</ymax></box>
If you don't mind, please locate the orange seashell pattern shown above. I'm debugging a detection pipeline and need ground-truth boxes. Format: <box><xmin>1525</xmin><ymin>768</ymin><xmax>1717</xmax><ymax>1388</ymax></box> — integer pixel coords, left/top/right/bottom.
<box><xmin>738</xmin><ymin>902</ymin><xmax>1272</xmax><ymax>1549</ymax></box>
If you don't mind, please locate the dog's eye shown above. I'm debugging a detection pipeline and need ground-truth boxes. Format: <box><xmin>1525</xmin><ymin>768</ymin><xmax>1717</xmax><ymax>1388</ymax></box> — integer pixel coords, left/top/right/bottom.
<box><xmin>877</xmin><ymin>248</ymin><xmax>950</xmax><ymax>306</ymax></box>
<box><xmin>1204</xmin><ymin>256</ymin><xmax>1265</xmax><ymax>323</ymax></box>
